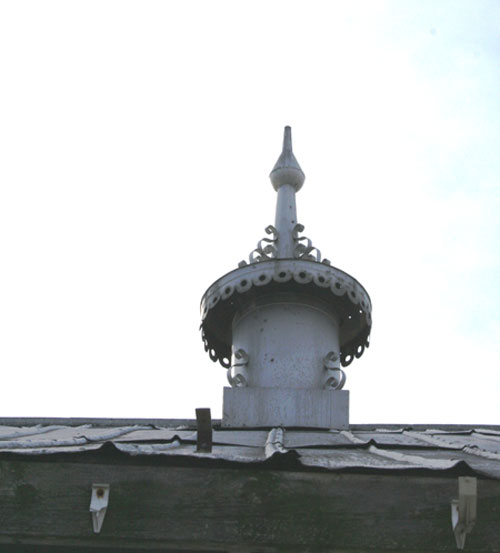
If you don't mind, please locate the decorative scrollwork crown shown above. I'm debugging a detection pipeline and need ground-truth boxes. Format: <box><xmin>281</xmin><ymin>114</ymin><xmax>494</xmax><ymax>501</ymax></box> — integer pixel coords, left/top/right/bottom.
<box><xmin>239</xmin><ymin>223</ymin><xmax>332</xmax><ymax>266</ymax></box>
<box><xmin>239</xmin><ymin>225</ymin><xmax>278</xmax><ymax>267</ymax></box>
<box><xmin>293</xmin><ymin>224</ymin><xmax>330</xmax><ymax>264</ymax></box>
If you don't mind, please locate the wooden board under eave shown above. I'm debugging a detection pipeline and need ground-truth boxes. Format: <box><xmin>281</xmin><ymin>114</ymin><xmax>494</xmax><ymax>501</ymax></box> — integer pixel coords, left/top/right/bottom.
<box><xmin>0</xmin><ymin>459</ymin><xmax>499</xmax><ymax>552</ymax></box>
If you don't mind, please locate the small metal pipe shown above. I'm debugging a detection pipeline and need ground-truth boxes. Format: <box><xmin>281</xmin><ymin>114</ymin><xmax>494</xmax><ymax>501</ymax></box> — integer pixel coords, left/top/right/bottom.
<box><xmin>274</xmin><ymin>184</ymin><xmax>297</xmax><ymax>258</ymax></box>
<box><xmin>195</xmin><ymin>408</ymin><xmax>213</xmax><ymax>452</ymax></box>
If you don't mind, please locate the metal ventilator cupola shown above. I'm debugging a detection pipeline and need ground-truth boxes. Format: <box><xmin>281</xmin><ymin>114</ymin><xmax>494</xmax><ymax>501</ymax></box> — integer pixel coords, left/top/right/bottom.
<box><xmin>200</xmin><ymin>127</ymin><xmax>371</xmax><ymax>428</ymax></box>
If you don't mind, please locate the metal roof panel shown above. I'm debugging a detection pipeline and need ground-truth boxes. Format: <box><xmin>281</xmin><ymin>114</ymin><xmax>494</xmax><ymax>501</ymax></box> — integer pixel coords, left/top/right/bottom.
<box><xmin>1</xmin><ymin>422</ymin><xmax>500</xmax><ymax>479</ymax></box>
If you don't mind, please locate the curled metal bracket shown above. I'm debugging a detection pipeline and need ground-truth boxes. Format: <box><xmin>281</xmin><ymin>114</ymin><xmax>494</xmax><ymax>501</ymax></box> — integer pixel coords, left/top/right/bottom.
<box><xmin>90</xmin><ymin>484</ymin><xmax>110</xmax><ymax>534</ymax></box>
<box><xmin>293</xmin><ymin>224</ymin><xmax>323</xmax><ymax>262</ymax></box>
<box><xmin>451</xmin><ymin>477</ymin><xmax>477</xmax><ymax>550</ymax></box>
<box><xmin>323</xmin><ymin>351</ymin><xmax>346</xmax><ymax>390</ymax></box>
<box><xmin>227</xmin><ymin>348</ymin><xmax>249</xmax><ymax>387</ymax></box>
<box><xmin>240</xmin><ymin>225</ymin><xmax>278</xmax><ymax>266</ymax></box>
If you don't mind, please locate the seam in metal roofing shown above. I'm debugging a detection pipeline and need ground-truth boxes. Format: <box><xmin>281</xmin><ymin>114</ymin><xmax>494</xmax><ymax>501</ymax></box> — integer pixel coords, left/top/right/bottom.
<box><xmin>341</xmin><ymin>431</ymin><xmax>462</xmax><ymax>470</ymax></box>
<box><xmin>406</xmin><ymin>431</ymin><xmax>500</xmax><ymax>461</ymax></box>
<box><xmin>265</xmin><ymin>427</ymin><xmax>287</xmax><ymax>457</ymax></box>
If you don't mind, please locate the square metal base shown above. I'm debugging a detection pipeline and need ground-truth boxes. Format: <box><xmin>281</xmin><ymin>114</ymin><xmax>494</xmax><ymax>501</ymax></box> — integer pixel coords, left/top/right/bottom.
<box><xmin>222</xmin><ymin>387</ymin><xmax>349</xmax><ymax>429</ymax></box>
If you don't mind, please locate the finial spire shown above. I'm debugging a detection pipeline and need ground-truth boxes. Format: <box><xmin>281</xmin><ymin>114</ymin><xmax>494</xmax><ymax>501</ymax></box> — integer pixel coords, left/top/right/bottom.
<box><xmin>269</xmin><ymin>126</ymin><xmax>305</xmax><ymax>192</ymax></box>
<box><xmin>200</xmin><ymin>126</ymin><xmax>372</xmax><ymax>429</ymax></box>
<box><xmin>283</xmin><ymin>125</ymin><xmax>293</xmax><ymax>152</ymax></box>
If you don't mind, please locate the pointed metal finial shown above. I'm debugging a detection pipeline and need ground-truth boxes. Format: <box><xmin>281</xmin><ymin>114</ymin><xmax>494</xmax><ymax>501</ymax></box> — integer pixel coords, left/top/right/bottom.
<box><xmin>283</xmin><ymin>125</ymin><xmax>293</xmax><ymax>152</ymax></box>
<box><xmin>269</xmin><ymin>126</ymin><xmax>305</xmax><ymax>192</ymax></box>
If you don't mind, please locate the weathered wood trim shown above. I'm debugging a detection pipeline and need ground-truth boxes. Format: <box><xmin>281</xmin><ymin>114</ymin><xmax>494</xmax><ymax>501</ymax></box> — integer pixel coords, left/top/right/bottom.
<box><xmin>0</xmin><ymin>459</ymin><xmax>499</xmax><ymax>551</ymax></box>
<box><xmin>0</xmin><ymin>538</ymin><xmax>470</xmax><ymax>553</ymax></box>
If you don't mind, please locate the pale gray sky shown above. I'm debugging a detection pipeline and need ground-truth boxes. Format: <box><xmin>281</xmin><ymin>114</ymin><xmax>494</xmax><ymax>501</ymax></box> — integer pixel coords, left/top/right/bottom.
<box><xmin>1</xmin><ymin>1</ymin><xmax>499</xmax><ymax>422</ymax></box>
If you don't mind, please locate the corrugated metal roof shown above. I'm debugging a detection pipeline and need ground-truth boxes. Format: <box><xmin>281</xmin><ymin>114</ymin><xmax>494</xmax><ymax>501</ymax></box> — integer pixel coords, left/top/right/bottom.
<box><xmin>1</xmin><ymin>420</ymin><xmax>499</xmax><ymax>479</ymax></box>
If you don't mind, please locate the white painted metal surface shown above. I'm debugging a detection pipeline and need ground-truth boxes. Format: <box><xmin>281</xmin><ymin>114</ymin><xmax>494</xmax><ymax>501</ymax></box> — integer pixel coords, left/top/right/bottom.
<box><xmin>222</xmin><ymin>387</ymin><xmax>349</xmax><ymax>429</ymax></box>
<box><xmin>231</xmin><ymin>299</ymin><xmax>340</xmax><ymax>388</ymax></box>
<box><xmin>274</xmin><ymin>183</ymin><xmax>298</xmax><ymax>258</ymax></box>
<box><xmin>201</xmin><ymin>128</ymin><xmax>373</xmax><ymax>429</ymax></box>
<box><xmin>90</xmin><ymin>483</ymin><xmax>110</xmax><ymax>534</ymax></box>
<box><xmin>451</xmin><ymin>477</ymin><xmax>477</xmax><ymax>549</ymax></box>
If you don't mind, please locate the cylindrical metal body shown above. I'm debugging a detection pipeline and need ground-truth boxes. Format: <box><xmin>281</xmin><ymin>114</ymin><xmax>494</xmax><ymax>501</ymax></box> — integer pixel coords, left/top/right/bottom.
<box><xmin>232</xmin><ymin>296</ymin><xmax>340</xmax><ymax>389</ymax></box>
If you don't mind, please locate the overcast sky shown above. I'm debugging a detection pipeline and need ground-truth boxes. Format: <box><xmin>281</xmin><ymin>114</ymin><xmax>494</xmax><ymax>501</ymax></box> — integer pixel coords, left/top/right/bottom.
<box><xmin>1</xmin><ymin>1</ymin><xmax>499</xmax><ymax>423</ymax></box>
